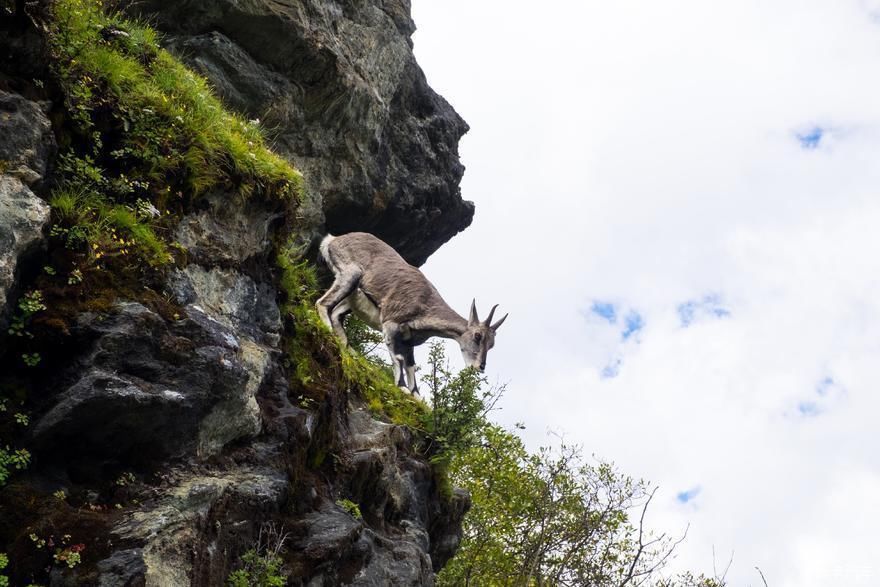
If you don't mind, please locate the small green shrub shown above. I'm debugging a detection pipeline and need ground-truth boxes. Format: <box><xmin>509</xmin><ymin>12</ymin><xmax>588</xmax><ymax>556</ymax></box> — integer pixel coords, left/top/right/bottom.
<box><xmin>53</xmin><ymin>545</ymin><xmax>84</xmax><ymax>569</ymax></box>
<box><xmin>227</xmin><ymin>524</ymin><xmax>288</xmax><ymax>587</ymax></box>
<box><xmin>0</xmin><ymin>446</ymin><xmax>31</xmax><ymax>486</ymax></box>
<box><xmin>7</xmin><ymin>290</ymin><xmax>46</xmax><ymax>338</ymax></box>
<box><xmin>21</xmin><ymin>353</ymin><xmax>42</xmax><ymax>368</ymax></box>
<box><xmin>344</xmin><ymin>315</ymin><xmax>386</xmax><ymax>360</ymax></box>
<box><xmin>335</xmin><ymin>498</ymin><xmax>362</xmax><ymax>520</ymax></box>
<box><xmin>420</xmin><ymin>342</ymin><xmax>503</xmax><ymax>461</ymax></box>
<box><xmin>227</xmin><ymin>550</ymin><xmax>285</xmax><ymax>587</ymax></box>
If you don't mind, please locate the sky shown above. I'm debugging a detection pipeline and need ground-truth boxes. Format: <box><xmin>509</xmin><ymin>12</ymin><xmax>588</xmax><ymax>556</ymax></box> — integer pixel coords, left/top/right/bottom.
<box><xmin>410</xmin><ymin>1</ymin><xmax>880</xmax><ymax>585</ymax></box>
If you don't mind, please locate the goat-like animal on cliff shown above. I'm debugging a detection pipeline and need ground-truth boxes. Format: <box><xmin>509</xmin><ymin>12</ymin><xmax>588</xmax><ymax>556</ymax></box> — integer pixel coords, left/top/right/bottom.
<box><xmin>316</xmin><ymin>232</ymin><xmax>507</xmax><ymax>394</ymax></box>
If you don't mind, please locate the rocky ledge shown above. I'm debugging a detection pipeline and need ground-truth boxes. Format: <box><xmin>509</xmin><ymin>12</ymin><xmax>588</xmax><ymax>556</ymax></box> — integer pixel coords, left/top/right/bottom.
<box><xmin>123</xmin><ymin>0</ymin><xmax>474</xmax><ymax>265</ymax></box>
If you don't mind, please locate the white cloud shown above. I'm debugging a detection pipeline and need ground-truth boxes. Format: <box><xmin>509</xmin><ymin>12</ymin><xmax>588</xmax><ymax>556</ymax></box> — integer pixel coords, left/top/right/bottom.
<box><xmin>411</xmin><ymin>0</ymin><xmax>880</xmax><ymax>584</ymax></box>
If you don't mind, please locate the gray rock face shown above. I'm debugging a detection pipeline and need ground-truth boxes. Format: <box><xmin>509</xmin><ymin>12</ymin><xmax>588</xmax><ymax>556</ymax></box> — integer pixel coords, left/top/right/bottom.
<box><xmin>0</xmin><ymin>177</ymin><xmax>50</xmax><ymax>320</ymax></box>
<box><xmin>123</xmin><ymin>0</ymin><xmax>473</xmax><ymax>265</ymax></box>
<box><xmin>168</xmin><ymin>265</ymin><xmax>282</xmax><ymax>346</ymax></box>
<box><xmin>98</xmin><ymin>467</ymin><xmax>288</xmax><ymax>587</ymax></box>
<box><xmin>0</xmin><ymin>88</ymin><xmax>54</xmax><ymax>186</ymax></box>
<box><xmin>0</xmin><ymin>90</ymin><xmax>54</xmax><ymax>324</ymax></box>
<box><xmin>291</xmin><ymin>408</ymin><xmax>471</xmax><ymax>585</ymax></box>
<box><xmin>174</xmin><ymin>189</ymin><xmax>286</xmax><ymax>267</ymax></box>
<box><xmin>31</xmin><ymin>302</ymin><xmax>265</xmax><ymax>462</ymax></box>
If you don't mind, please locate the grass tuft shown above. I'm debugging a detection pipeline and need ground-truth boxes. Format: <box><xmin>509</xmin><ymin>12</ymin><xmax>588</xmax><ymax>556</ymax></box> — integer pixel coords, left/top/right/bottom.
<box><xmin>40</xmin><ymin>0</ymin><xmax>306</xmax><ymax>274</ymax></box>
<box><xmin>50</xmin><ymin>0</ymin><xmax>304</xmax><ymax>201</ymax></box>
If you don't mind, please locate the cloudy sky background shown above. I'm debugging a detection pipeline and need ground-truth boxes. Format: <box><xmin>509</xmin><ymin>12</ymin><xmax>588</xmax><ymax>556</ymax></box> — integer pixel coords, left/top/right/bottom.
<box><xmin>410</xmin><ymin>1</ymin><xmax>880</xmax><ymax>585</ymax></box>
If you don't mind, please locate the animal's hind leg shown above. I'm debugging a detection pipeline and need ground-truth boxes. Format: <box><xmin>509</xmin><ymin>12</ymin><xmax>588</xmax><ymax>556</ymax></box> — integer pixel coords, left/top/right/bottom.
<box><xmin>330</xmin><ymin>298</ymin><xmax>351</xmax><ymax>347</ymax></box>
<box><xmin>316</xmin><ymin>268</ymin><xmax>361</xmax><ymax>341</ymax></box>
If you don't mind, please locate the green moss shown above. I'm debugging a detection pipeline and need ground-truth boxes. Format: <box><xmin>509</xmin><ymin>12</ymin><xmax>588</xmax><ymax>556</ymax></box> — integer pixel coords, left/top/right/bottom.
<box><xmin>42</xmin><ymin>0</ymin><xmax>305</xmax><ymax>276</ymax></box>
<box><xmin>335</xmin><ymin>498</ymin><xmax>362</xmax><ymax>520</ymax></box>
<box><xmin>340</xmin><ymin>350</ymin><xmax>429</xmax><ymax>430</ymax></box>
<box><xmin>49</xmin><ymin>0</ymin><xmax>302</xmax><ymax>200</ymax></box>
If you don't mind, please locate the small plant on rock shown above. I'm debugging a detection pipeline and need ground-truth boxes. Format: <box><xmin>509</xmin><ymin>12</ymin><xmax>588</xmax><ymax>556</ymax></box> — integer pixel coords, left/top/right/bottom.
<box><xmin>7</xmin><ymin>290</ymin><xmax>46</xmax><ymax>338</ymax></box>
<box><xmin>53</xmin><ymin>544</ymin><xmax>85</xmax><ymax>569</ymax></box>
<box><xmin>335</xmin><ymin>498</ymin><xmax>363</xmax><ymax>520</ymax></box>
<box><xmin>227</xmin><ymin>523</ymin><xmax>289</xmax><ymax>587</ymax></box>
<box><xmin>0</xmin><ymin>552</ymin><xmax>9</xmax><ymax>587</ymax></box>
<box><xmin>0</xmin><ymin>447</ymin><xmax>31</xmax><ymax>486</ymax></box>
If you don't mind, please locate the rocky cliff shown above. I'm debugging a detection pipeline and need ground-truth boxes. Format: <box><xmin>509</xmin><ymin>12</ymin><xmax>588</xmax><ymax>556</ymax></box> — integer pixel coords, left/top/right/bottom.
<box><xmin>123</xmin><ymin>0</ymin><xmax>473</xmax><ymax>266</ymax></box>
<box><xmin>0</xmin><ymin>1</ymin><xmax>470</xmax><ymax>584</ymax></box>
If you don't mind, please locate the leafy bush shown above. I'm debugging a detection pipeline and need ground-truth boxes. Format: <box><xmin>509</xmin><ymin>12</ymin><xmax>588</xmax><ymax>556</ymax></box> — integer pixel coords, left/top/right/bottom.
<box><xmin>227</xmin><ymin>550</ymin><xmax>285</xmax><ymax>587</ymax></box>
<box><xmin>439</xmin><ymin>425</ymin><xmax>684</xmax><ymax>586</ymax></box>
<box><xmin>420</xmin><ymin>342</ymin><xmax>502</xmax><ymax>460</ymax></box>
<box><xmin>227</xmin><ymin>524</ymin><xmax>288</xmax><ymax>587</ymax></box>
<box><xmin>0</xmin><ymin>447</ymin><xmax>31</xmax><ymax>486</ymax></box>
<box><xmin>419</xmin><ymin>350</ymin><xmax>725</xmax><ymax>586</ymax></box>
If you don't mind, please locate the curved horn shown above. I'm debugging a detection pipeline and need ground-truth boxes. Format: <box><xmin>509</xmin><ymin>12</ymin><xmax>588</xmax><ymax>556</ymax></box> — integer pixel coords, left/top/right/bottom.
<box><xmin>491</xmin><ymin>313</ymin><xmax>508</xmax><ymax>331</ymax></box>
<box><xmin>484</xmin><ymin>304</ymin><xmax>499</xmax><ymax>326</ymax></box>
<box><xmin>469</xmin><ymin>299</ymin><xmax>479</xmax><ymax>326</ymax></box>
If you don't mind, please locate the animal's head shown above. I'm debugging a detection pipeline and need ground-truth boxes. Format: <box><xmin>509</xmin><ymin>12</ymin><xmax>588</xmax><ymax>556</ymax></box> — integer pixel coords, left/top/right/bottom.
<box><xmin>458</xmin><ymin>300</ymin><xmax>507</xmax><ymax>372</ymax></box>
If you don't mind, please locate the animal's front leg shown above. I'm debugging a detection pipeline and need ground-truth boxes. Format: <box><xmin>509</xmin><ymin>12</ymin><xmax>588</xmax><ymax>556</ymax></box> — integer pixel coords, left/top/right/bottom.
<box><xmin>382</xmin><ymin>323</ymin><xmax>408</xmax><ymax>390</ymax></box>
<box><xmin>403</xmin><ymin>345</ymin><xmax>419</xmax><ymax>395</ymax></box>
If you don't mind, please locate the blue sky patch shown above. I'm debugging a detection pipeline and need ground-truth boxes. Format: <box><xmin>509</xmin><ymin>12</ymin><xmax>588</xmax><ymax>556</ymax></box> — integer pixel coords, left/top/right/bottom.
<box><xmin>678</xmin><ymin>294</ymin><xmax>730</xmax><ymax>327</ymax></box>
<box><xmin>601</xmin><ymin>358</ymin><xmax>622</xmax><ymax>379</ymax></box>
<box><xmin>816</xmin><ymin>376</ymin><xmax>835</xmax><ymax>396</ymax></box>
<box><xmin>793</xmin><ymin>377</ymin><xmax>845</xmax><ymax>418</ymax></box>
<box><xmin>591</xmin><ymin>301</ymin><xmax>617</xmax><ymax>324</ymax></box>
<box><xmin>621</xmin><ymin>311</ymin><xmax>644</xmax><ymax>340</ymax></box>
<box><xmin>676</xmin><ymin>486</ymin><xmax>701</xmax><ymax>504</ymax></box>
<box><xmin>797</xmin><ymin>127</ymin><xmax>824</xmax><ymax>149</ymax></box>
<box><xmin>798</xmin><ymin>401</ymin><xmax>822</xmax><ymax>417</ymax></box>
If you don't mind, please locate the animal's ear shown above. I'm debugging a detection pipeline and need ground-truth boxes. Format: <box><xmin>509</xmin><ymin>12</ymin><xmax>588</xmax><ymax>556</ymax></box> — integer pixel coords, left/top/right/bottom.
<box><xmin>469</xmin><ymin>299</ymin><xmax>479</xmax><ymax>326</ymax></box>
<box><xmin>491</xmin><ymin>313</ymin><xmax>508</xmax><ymax>331</ymax></box>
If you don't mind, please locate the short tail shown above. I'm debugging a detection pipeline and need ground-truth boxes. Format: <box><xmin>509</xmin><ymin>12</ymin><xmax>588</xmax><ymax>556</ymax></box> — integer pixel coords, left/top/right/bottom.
<box><xmin>318</xmin><ymin>234</ymin><xmax>336</xmax><ymax>265</ymax></box>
